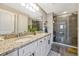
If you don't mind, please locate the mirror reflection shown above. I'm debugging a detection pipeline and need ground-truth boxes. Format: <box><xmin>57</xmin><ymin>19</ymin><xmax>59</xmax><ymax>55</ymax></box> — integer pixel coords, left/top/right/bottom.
<box><xmin>0</xmin><ymin>9</ymin><xmax>18</xmax><ymax>40</ymax></box>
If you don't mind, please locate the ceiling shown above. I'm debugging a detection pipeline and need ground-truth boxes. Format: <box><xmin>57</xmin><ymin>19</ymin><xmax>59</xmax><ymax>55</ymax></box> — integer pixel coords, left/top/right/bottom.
<box><xmin>0</xmin><ymin>3</ymin><xmax>78</xmax><ymax>19</ymax></box>
<box><xmin>38</xmin><ymin>3</ymin><xmax>78</xmax><ymax>15</ymax></box>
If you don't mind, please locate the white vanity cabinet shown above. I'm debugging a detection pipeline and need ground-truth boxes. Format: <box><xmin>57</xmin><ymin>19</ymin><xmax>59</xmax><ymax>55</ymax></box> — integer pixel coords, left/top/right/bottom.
<box><xmin>5</xmin><ymin>50</ymin><xmax>18</xmax><ymax>56</ymax></box>
<box><xmin>19</xmin><ymin>41</ymin><xmax>37</xmax><ymax>56</ymax></box>
<box><xmin>35</xmin><ymin>35</ymin><xmax>51</xmax><ymax>56</ymax></box>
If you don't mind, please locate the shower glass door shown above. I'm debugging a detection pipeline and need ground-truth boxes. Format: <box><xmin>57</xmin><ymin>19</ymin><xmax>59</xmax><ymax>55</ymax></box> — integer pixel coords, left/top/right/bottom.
<box><xmin>54</xmin><ymin>14</ymin><xmax>77</xmax><ymax>47</ymax></box>
<box><xmin>56</xmin><ymin>19</ymin><xmax>67</xmax><ymax>44</ymax></box>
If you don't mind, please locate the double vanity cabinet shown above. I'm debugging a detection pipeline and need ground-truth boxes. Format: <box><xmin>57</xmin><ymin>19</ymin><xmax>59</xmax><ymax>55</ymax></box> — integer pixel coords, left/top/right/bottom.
<box><xmin>3</xmin><ymin>33</ymin><xmax>51</xmax><ymax>56</ymax></box>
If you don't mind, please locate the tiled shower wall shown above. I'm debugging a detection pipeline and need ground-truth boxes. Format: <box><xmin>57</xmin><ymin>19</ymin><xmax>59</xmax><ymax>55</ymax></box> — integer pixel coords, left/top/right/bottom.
<box><xmin>69</xmin><ymin>14</ymin><xmax>77</xmax><ymax>47</ymax></box>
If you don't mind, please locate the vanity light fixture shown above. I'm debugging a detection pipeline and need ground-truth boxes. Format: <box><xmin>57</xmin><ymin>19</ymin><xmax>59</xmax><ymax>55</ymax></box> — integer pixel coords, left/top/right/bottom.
<box><xmin>26</xmin><ymin>4</ymin><xmax>29</xmax><ymax>8</ymax></box>
<box><xmin>63</xmin><ymin>11</ymin><xmax>67</xmax><ymax>14</ymax></box>
<box><xmin>53</xmin><ymin>20</ymin><xmax>55</xmax><ymax>23</ymax></box>
<box><xmin>28</xmin><ymin>5</ymin><xmax>36</xmax><ymax>12</ymax></box>
<box><xmin>21</xmin><ymin>3</ymin><xmax>39</xmax><ymax>12</ymax></box>
<box><xmin>29</xmin><ymin>3</ymin><xmax>39</xmax><ymax>11</ymax></box>
<box><xmin>25</xmin><ymin>3</ymin><xmax>35</xmax><ymax>12</ymax></box>
<box><xmin>21</xmin><ymin>3</ymin><xmax>26</xmax><ymax>6</ymax></box>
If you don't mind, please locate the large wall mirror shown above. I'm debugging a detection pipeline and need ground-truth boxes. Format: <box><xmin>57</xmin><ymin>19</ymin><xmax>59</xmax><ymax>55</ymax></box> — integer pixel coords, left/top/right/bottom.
<box><xmin>0</xmin><ymin>9</ymin><xmax>15</xmax><ymax>35</ymax></box>
<box><xmin>18</xmin><ymin>14</ymin><xmax>28</xmax><ymax>33</ymax></box>
<box><xmin>0</xmin><ymin>8</ymin><xmax>42</xmax><ymax>39</ymax></box>
<box><xmin>0</xmin><ymin>9</ymin><xmax>18</xmax><ymax>40</ymax></box>
<box><xmin>0</xmin><ymin>9</ymin><xmax>29</xmax><ymax>39</ymax></box>
<box><xmin>28</xmin><ymin>18</ymin><xmax>43</xmax><ymax>33</ymax></box>
<box><xmin>17</xmin><ymin>14</ymin><xmax>28</xmax><ymax>37</ymax></box>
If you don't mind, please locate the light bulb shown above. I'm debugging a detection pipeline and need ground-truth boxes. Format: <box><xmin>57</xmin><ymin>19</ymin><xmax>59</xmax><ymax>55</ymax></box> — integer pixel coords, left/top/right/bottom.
<box><xmin>21</xmin><ymin>3</ymin><xmax>26</xmax><ymax>6</ymax></box>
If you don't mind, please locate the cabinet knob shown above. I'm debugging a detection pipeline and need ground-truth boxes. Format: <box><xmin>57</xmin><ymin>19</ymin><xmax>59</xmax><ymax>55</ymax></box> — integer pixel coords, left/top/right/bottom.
<box><xmin>40</xmin><ymin>41</ymin><xmax>42</xmax><ymax>42</ymax></box>
<box><xmin>44</xmin><ymin>38</ymin><xmax>46</xmax><ymax>40</ymax></box>
<box><xmin>32</xmin><ymin>53</ymin><xmax>34</xmax><ymax>56</ymax></box>
<box><xmin>48</xmin><ymin>40</ymin><xmax>50</xmax><ymax>44</ymax></box>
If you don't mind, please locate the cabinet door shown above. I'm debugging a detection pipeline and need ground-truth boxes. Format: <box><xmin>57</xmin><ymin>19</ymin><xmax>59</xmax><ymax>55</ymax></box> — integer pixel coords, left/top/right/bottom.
<box><xmin>5</xmin><ymin>50</ymin><xmax>18</xmax><ymax>56</ymax></box>
<box><xmin>36</xmin><ymin>38</ymin><xmax>44</xmax><ymax>56</ymax></box>
<box><xmin>41</xmin><ymin>38</ymin><xmax>46</xmax><ymax>56</ymax></box>
<box><xmin>35</xmin><ymin>36</ymin><xmax>51</xmax><ymax>56</ymax></box>
<box><xmin>47</xmin><ymin>35</ymin><xmax>51</xmax><ymax>54</ymax></box>
<box><xmin>19</xmin><ymin>41</ymin><xmax>37</xmax><ymax>56</ymax></box>
<box><xmin>19</xmin><ymin>44</ymin><xmax>32</xmax><ymax>56</ymax></box>
<box><xmin>40</xmin><ymin>37</ymin><xmax>49</xmax><ymax>56</ymax></box>
<box><xmin>43</xmin><ymin>37</ymin><xmax>48</xmax><ymax>56</ymax></box>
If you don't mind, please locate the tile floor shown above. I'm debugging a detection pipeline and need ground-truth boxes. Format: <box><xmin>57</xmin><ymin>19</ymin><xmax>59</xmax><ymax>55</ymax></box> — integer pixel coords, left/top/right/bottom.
<box><xmin>48</xmin><ymin>50</ymin><xmax>61</xmax><ymax>56</ymax></box>
<box><xmin>50</xmin><ymin>43</ymin><xmax>78</xmax><ymax>56</ymax></box>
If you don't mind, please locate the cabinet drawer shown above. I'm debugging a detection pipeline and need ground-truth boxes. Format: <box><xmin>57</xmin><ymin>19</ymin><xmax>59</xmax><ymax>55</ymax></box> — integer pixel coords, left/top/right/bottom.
<box><xmin>19</xmin><ymin>46</ymin><xmax>30</xmax><ymax>56</ymax></box>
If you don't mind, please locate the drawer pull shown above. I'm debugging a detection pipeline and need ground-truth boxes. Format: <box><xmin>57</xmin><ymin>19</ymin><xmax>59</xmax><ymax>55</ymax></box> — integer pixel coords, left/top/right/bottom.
<box><xmin>48</xmin><ymin>40</ymin><xmax>50</xmax><ymax>44</ymax></box>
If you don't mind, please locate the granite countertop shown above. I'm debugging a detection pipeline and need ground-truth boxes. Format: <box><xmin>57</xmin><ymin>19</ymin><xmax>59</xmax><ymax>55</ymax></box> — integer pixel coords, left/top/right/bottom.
<box><xmin>0</xmin><ymin>33</ymin><xmax>51</xmax><ymax>56</ymax></box>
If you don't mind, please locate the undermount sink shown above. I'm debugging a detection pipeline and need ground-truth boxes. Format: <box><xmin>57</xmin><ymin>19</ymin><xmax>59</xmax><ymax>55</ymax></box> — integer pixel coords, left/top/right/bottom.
<box><xmin>25</xmin><ymin>35</ymin><xmax>34</xmax><ymax>38</ymax></box>
<box><xmin>15</xmin><ymin>37</ymin><xmax>32</xmax><ymax>43</ymax></box>
<box><xmin>15</xmin><ymin>35</ymin><xmax>35</xmax><ymax>43</ymax></box>
<box><xmin>19</xmin><ymin>35</ymin><xmax>34</xmax><ymax>39</ymax></box>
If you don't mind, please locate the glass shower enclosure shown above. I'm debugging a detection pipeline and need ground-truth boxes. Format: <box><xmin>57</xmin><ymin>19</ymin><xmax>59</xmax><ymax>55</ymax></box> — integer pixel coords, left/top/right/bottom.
<box><xmin>53</xmin><ymin>13</ymin><xmax>77</xmax><ymax>47</ymax></box>
<box><xmin>52</xmin><ymin>13</ymin><xmax>78</xmax><ymax>56</ymax></box>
